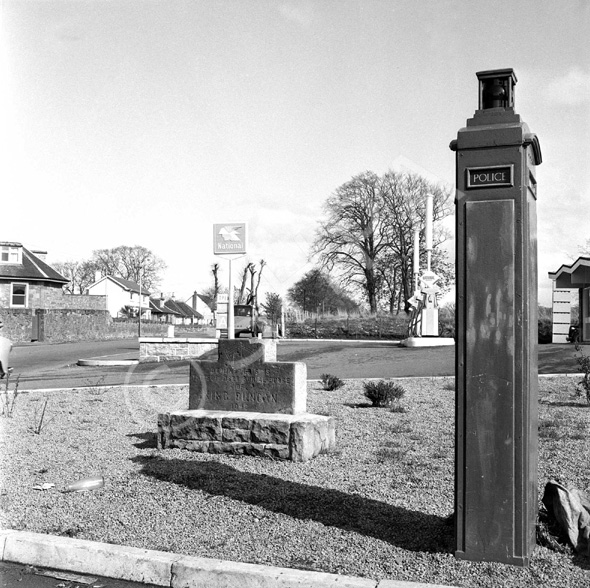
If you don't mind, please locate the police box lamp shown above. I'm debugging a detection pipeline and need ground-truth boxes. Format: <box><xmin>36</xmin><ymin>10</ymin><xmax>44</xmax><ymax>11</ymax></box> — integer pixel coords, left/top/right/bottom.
<box><xmin>450</xmin><ymin>68</ymin><xmax>542</xmax><ymax>166</ymax></box>
<box><xmin>477</xmin><ymin>68</ymin><xmax>516</xmax><ymax>110</ymax></box>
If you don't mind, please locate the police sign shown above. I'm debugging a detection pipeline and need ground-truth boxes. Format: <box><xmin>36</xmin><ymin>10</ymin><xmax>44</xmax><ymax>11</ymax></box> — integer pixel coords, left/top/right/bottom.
<box><xmin>213</xmin><ymin>223</ymin><xmax>247</xmax><ymax>255</ymax></box>
<box><xmin>466</xmin><ymin>165</ymin><xmax>513</xmax><ymax>189</ymax></box>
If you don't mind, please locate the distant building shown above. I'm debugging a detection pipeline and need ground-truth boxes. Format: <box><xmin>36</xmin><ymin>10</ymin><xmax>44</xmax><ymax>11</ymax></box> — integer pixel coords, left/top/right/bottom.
<box><xmin>150</xmin><ymin>294</ymin><xmax>203</xmax><ymax>325</ymax></box>
<box><xmin>549</xmin><ymin>256</ymin><xmax>590</xmax><ymax>343</ymax></box>
<box><xmin>86</xmin><ymin>275</ymin><xmax>151</xmax><ymax>319</ymax></box>
<box><xmin>188</xmin><ymin>291</ymin><xmax>215</xmax><ymax>325</ymax></box>
<box><xmin>0</xmin><ymin>241</ymin><xmax>68</xmax><ymax>308</ymax></box>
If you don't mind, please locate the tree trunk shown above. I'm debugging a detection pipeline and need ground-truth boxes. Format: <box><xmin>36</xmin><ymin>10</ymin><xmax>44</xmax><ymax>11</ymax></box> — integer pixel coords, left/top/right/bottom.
<box><xmin>237</xmin><ymin>264</ymin><xmax>251</xmax><ymax>304</ymax></box>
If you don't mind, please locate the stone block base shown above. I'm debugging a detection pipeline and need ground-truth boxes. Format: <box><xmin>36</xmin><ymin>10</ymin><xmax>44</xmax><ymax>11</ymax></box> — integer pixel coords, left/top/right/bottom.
<box><xmin>157</xmin><ymin>410</ymin><xmax>335</xmax><ymax>462</ymax></box>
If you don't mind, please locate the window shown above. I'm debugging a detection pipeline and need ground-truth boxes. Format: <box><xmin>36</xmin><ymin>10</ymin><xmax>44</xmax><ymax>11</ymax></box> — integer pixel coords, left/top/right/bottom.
<box><xmin>1</xmin><ymin>246</ymin><xmax>22</xmax><ymax>264</ymax></box>
<box><xmin>11</xmin><ymin>283</ymin><xmax>28</xmax><ymax>307</ymax></box>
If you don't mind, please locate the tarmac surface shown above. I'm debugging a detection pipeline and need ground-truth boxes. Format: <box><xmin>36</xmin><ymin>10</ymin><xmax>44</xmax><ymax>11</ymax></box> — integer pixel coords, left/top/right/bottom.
<box><xmin>8</xmin><ymin>338</ymin><xmax>587</xmax><ymax>391</ymax></box>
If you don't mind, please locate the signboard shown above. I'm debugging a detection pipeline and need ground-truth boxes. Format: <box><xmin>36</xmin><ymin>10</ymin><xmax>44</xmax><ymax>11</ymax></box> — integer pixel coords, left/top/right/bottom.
<box><xmin>217</xmin><ymin>315</ymin><xmax>227</xmax><ymax>329</ymax></box>
<box><xmin>420</xmin><ymin>270</ymin><xmax>440</xmax><ymax>286</ymax></box>
<box><xmin>217</xmin><ymin>293</ymin><xmax>229</xmax><ymax>304</ymax></box>
<box><xmin>466</xmin><ymin>165</ymin><xmax>513</xmax><ymax>189</ymax></box>
<box><xmin>213</xmin><ymin>223</ymin><xmax>247</xmax><ymax>255</ymax></box>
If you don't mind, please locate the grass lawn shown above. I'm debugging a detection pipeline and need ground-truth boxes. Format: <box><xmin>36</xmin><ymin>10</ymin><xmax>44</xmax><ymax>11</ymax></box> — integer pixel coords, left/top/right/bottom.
<box><xmin>0</xmin><ymin>375</ymin><xmax>589</xmax><ymax>587</ymax></box>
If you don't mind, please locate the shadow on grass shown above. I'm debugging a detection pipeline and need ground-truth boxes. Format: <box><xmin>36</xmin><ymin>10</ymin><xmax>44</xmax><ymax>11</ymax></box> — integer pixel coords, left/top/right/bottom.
<box><xmin>127</xmin><ymin>432</ymin><xmax>157</xmax><ymax>449</ymax></box>
<box><xmin>344</xmin><ymin>402</ymin><xmax>373</xmax><ymax>409</ymax></box>
<box><xmin>130</xmin><ymin>455</ymin><xmax>453</xmax><ymax>554</ymax></box>
<box><xmin>539</xmin><ymin>400</ymin><xmax>589</xmax><ymax>408</ymax></box>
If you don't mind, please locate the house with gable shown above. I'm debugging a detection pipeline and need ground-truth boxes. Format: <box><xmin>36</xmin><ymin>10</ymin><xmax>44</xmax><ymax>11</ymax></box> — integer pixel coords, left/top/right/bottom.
<box><xmin>188</xmin><ymin>291</ymin><xmax>215</xmax><ymax>325</ymax></box>
<box><xmin>0</xmin><ymin>241</ymin><xmax>69</xmax><ymax>308</ymax></box>
<box><xmin>149</xmin><ymin>296</ymin><xmax>181</xmax><ymax>323</ymax></box>
<box><xmin>86</xmin><ymin>275</ymin><xmax>151</xmax><ymax>319</ymax></box>
<box><xmin>150</xmin><ymin>294</ymin><xmax>203</xmax><ymax>325</ymax></box>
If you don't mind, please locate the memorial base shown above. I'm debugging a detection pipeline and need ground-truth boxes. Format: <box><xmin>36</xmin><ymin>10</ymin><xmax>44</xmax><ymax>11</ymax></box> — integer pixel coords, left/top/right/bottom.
<box><xmin>157</xmin><ymin>410</ymin><xmax>335</xmax><ymax>462</ymax></box>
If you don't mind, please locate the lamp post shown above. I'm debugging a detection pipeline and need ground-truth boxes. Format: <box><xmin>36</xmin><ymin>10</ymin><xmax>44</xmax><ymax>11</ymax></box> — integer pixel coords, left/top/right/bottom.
<box><xmin>138</xmin><ymin>274</ymin><xmax>142</xmax><ymax>338</ymax></box>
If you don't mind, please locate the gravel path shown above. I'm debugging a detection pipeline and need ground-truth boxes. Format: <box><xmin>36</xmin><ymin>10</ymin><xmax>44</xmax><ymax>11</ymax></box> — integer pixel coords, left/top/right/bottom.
<box><xmin>0</xmin><ymin>377</ymin><xmax>589</xmax><ymax>587</ymax></box>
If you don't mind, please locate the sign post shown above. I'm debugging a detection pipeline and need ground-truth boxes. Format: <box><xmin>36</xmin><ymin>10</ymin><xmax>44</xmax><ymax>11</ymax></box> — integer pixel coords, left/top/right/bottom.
<box><xmin>450</xmin><ymin>69</ymin><xmax>542</xmax><ymax>566</ymax></box>
<box><xmin>213</xmin><ymin>223</ymin><xmax>247</xmax><ymax>339</ymax></box>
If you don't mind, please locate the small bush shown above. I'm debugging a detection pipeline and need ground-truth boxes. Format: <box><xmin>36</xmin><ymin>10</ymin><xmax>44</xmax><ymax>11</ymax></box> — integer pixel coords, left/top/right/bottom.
<box><xmin>320</xmin><ymin>374</ymin><xmax>344</xmax><ymax>391</ymax></box>
<box><xmin>0</xmin><ymin>372</ymin><xmax>20</xmax><ymax>418</ymax></box>
<box><xmin>538</xmin><ymin>316</ymin><xmax>553</xmax><ymax>344</ymax></box>
<box><xmin>574</xmin><ymin>344</ymin><xmax>590</xmax><ymax>404</ymax></box>
<box><xmin>438</xmin><ymin>304</ymin><xmax>455</xmax><ymax>339</ymax></box>
<box><xmin>364</xmin><ymin>380</ymin><xmax>406</xmax><ymax>408</ymax></box>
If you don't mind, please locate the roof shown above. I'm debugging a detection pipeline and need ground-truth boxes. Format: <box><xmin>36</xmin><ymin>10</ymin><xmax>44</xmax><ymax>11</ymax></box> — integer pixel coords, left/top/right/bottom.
<box><xmin>91</xmin><ymin>276</ymin><xmax>151</xmax><ymax>296</ymax></box>
<box><xmin>192</xmin><ymin>293</ymin><xmax>214</xmax><ymax>311</ymax></box>
<box><xmin>151</xmin><ymin>298</ymin><xmax>203</xmax><ymax>319</ymax></box>
<box><xmin>174</xmin><ymin>300</ymin><xmax>203</xmax><ymax>319</ymax></box>
<box><xmin>0</xmin><ymin>244</ymin><xmax>68</xmax><ymax>284</ymax></box>
<box><xmin>548</xmin><ymin>256</ymin><xmax>590</xmax><ymax>288</ymax></box>
<box><xmin>149</xmin><ymin>298</ymin><xmax>179</xmax><ymax>315</ymax></box>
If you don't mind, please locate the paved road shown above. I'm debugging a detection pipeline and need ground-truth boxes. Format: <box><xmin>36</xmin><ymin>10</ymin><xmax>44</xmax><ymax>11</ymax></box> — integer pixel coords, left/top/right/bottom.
<box><xmin>0</xmin><ymin>561</ymin><xmax>161</xmax><ymax>588</ymax></box>
<box><xmin>6</xmin><ymin>338</ymin><xmax>587</xmax><ymax>391</ymax></box>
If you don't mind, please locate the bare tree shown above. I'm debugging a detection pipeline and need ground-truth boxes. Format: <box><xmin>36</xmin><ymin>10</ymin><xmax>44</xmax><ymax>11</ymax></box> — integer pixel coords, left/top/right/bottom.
<box><xmin>53</xmin><ymin>260</ymin><xmax>98</xmax><ymax>294</ymax></box>
<box><xmin>237</xmin><ymin>262</ymin><xmax>254</xmax><ymax>304</ymax></box>
<box><xmin>578</xmin><ymin>238</ymin><xmax>590</xmax><ymax>256</ymax></box>
<box><xmin>252</xmin><ymin>259</ymin><xmax>266</xmax><ymax>310</ymax></box>
<box><xmin>312</xmin><ymin>170</ymin><xmax>453</xmax><ymax>314</ymax></box>
<box><xmin>91</xmin><ymin>245</ymin><xmax>166</xmax><ymax>291</ymax></box>
<box><xmin>380</xmin><ymin>171</ymin><xmax>452</xmax><ymax>312</ymax></box>
<box><xmin>312</xmin><ymin>171</ymin><xmax>389</xmax><ymax>313</ymax></box>
<box><xmin>211</xmin><ymin>263</ymin><xmax>220</xmax><ymax>310</ymax></box>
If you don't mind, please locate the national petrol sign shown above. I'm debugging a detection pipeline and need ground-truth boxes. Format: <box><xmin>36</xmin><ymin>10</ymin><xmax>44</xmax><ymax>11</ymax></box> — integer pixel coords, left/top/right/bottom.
<box><xmin>213</xmin><ymin>223</ymin><xmax>247</xmax><ymax>255</ymax></box>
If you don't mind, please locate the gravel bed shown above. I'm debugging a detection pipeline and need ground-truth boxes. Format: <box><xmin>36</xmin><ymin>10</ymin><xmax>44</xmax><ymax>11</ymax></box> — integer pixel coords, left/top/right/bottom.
<box><xmin>0</xmin><ymin>377</ymin><xmax>589</xmax><ymax>587</ymax></box>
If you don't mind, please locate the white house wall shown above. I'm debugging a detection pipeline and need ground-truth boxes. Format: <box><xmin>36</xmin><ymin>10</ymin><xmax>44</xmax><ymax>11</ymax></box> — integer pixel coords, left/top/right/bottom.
<box><xmin>88</xmin><ymin>279</ymin><xmax>150</xmax><ymax>318</ymax></box>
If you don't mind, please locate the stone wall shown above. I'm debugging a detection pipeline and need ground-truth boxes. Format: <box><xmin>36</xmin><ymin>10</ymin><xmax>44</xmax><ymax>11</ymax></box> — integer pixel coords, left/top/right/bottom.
<box><xmin>0</xmin><ymin>282</ymin><xmax>107</xmax><ymax>311</ymax></box>
<box><xmin>158</xmin><ymin>410</ymin><xmax>335</xmax><ymax>462</ymax></box>
<box><xmin>0</xmin><ymin>309</ymin><xmax>33</xmax><ymax>342</ymax></box>
<box><xmin>139</xmin><ymin>338</ymin><xmax>218</xmax><ymax>362</ymax></box>
<box><xmin>44</xmin><ymin>292</ymin><xmax>107</xmax><ymax>310</ymax></box>
<box><xmin>39</xmin><ymin>311</ymin><xmax>168</xmax><ymax>343</ymax></box>
<box><xmin>0</xmin><ymin>308</ymin><xmax>168</xmax><ymax>343</ymax></box>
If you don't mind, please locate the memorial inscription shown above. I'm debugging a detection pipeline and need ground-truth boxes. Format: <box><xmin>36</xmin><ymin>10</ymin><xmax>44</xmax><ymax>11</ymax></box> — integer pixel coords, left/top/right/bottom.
<box><xmin>189</xmin><ymin>339</ymin><xmax>306</xmax><ymax>414</ymax></box>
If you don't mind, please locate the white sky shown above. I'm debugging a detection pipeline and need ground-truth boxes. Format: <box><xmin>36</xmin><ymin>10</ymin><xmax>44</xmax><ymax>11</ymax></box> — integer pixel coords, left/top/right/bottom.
<box><xmin>1</xmin><ymin>0</ymin><xmax>589</xmax><ymax>306</ymax></box>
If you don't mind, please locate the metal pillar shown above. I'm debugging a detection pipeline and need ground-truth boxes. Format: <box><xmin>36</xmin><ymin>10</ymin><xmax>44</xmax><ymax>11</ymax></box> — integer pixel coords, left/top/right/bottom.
<box><xmin>450</xmin><ymin>69</ymin><xmax>542</xmax><ymax>566</ymax></box>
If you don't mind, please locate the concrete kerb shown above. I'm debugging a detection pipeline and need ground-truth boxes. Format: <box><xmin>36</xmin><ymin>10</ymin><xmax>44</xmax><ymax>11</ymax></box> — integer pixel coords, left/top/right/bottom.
<box><xmin>77</xmin><ymin>358</ymin><xmax>139</xmax><ymax>366</ymax></box>
<box><xmin>0</xmin><ymin>530</ymin><xmax>459</xmax><ymax>588</ymax></box>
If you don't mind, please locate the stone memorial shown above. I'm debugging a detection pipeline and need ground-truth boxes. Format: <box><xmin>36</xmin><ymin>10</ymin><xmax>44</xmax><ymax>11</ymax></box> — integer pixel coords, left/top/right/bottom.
<box><xmin>158</xmin><ymin>338</ymin><xmax>335</xmax><ymax>462</ymax></box>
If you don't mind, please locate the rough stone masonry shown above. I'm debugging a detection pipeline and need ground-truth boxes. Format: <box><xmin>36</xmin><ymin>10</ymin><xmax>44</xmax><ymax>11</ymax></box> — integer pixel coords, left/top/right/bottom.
<box><xmin>158</xmin><ymin>338</ymin><xmax>335</xmax><ymax>461</ymax></box>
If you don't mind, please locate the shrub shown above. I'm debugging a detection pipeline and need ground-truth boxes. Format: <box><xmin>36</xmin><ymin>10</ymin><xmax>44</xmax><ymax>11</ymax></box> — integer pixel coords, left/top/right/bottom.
<box><xmin>320</xmin><ymin>374</ymin><xmax>344</xmax><ymax>391</ymax></box>
<box><xmin>574</xmin><ymin>344</ymin><xmax>590</xmax><ymax>404</ymax></box>
<box><xmin>0</xmin><ymin>371</ymin><xmax>20</xmax><ymax>418</ymax></box>
<box><xmin>538</xmin><ymin>316</ymin><xmax>553</xmax><ymax>344</ymax></box>
<box><xmin>438</xmin><ymin>304</ymin><xmax>455</xmax><ymax>339</ymax></box>
<box><xmin>364</xmin><ymin>380</ymin><xmax>406</xmax><ymax>408</ymax></box>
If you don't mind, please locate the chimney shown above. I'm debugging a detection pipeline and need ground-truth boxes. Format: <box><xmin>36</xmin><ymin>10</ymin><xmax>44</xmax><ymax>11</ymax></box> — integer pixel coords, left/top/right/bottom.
<box><xmin>192</xmin><ymin>290</ymin><xmax>198</xmax><ymax>310</ymax></box>
<box><xmin>94</xmin><ymin>270</ymin><xmax>102</xmax><ymax>283</ymax></box>
<box><xmin>159</xmin><ymin>293</ymin><xmax>164</xmax><ymax>308</ymax></box>
<box><xmin>31</xmin><ymin>250</ymin><xmax>47</xmax><ymax>262</ymax></box>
